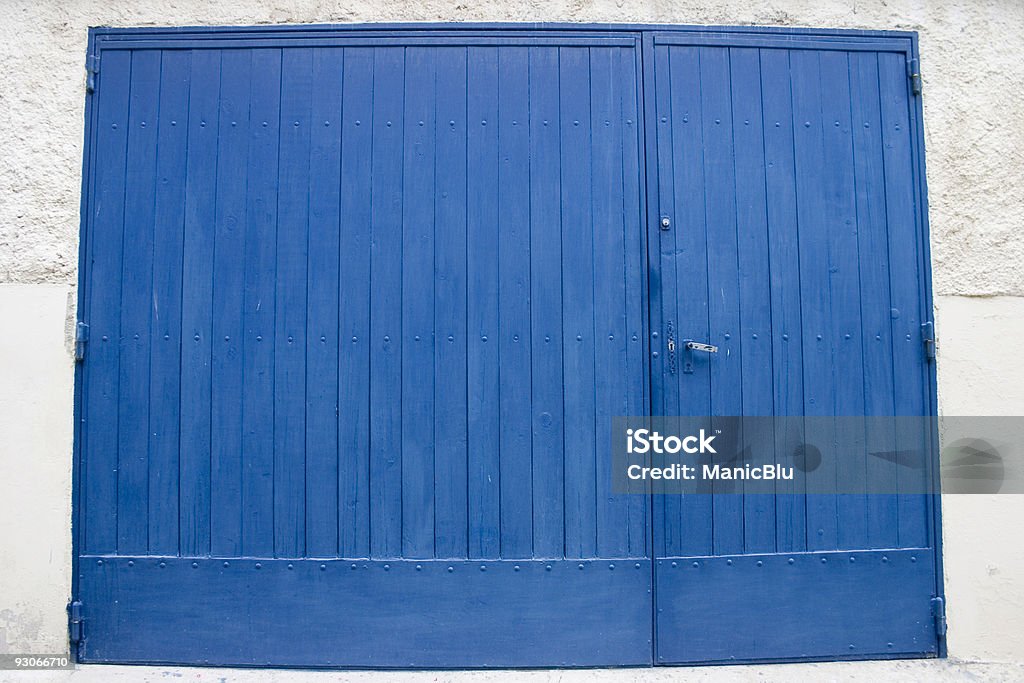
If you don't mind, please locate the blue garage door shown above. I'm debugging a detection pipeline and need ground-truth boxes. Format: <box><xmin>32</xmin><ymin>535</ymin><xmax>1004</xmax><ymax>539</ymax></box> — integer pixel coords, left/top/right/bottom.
<box><xmin>73</xmin><ymin>25</ymin><xmax>942</xmax><ymax>668</ymax></box>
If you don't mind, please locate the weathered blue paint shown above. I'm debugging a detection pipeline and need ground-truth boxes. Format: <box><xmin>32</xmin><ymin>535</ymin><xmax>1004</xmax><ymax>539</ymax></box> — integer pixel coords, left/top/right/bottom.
<box><xmin>73</xmin><ymin>23</ymin><xmax>941</xmax><ymax>668</ymax></box>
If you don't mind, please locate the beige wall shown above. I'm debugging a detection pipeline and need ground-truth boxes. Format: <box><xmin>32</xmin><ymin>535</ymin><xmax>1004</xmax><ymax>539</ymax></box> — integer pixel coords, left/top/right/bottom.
<box><xmin>0</xmin><ymin>0</ymin><xmax>1022</xmax><ymax>666</ymax></box>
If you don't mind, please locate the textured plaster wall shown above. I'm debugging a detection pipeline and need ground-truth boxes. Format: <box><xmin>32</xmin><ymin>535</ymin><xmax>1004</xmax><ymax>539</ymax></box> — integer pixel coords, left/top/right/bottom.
<box><xmin>1</xmin><ymin>0</ymin><xmax>1023</xmax><ymax>667</ymax></box>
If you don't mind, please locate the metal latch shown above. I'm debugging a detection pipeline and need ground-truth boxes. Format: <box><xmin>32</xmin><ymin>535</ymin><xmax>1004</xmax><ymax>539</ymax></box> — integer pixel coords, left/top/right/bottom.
<box><xmin>682</xmin><ymin>340</ymin><xmax>718</xmax><ymax>374</ymax></box>
<box><xmin>666</xmin><ymin>320</ymin><xmax>677</xmax><ymax>374</ymax></box>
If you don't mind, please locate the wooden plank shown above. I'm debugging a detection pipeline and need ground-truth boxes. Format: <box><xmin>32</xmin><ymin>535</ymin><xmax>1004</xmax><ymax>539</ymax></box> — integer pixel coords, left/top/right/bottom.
<box><xmin>209</xmin><ymin>49</ymin><xmax>251</xmax><ymax>556</ymax></box>
<box><xmin>559</xmin><ymin>46</ymin><xmax>597</xmax><ymax>559</ymax></box>
<box><xmin>432</xmin><ymin>47</ymin><xmax>470</xmax><ymax>560</ymax></box>
<box><xmin>497</xmin><ymin>46</ymin><xmax>533</xmax><ymax>559</ymax></box>
<box><xmin>338</xmin><ymin>48</ymin><xmax>374</xmax><ymax>558</ymax></box>
<box><xmin>305</xmin><ymin>47</ymin><xmax>344</xmax><ymax>557</ymax></box>
<box><xmin>147</xmin><ymin>49</ymin><xmax>190</xmax><ymax>555</ymax></box>
<box><xmin>759</xmin><ymin>48</ymin><xmax>807</xmax><ymax>553</ymax></box>
<box><xmin>819</xmin><ymin>50</ymin><xmax>869</xmax><ymax>550</ymax></box>
<box><xmin>590</xmin><ymin>46</ymin><xmax>630</xmax><ymax>558</ymax></box>
<box><xmin>274</xmin><ymin>47</ymin><xmax>313</xmax><ymax>558</ymax></box>
<box><xmin>619</xmin><ymin>45</ymin><xmax>648</xmax><ymax>559</ymax></box>
<box><xmin>850</xmin><ymin>51</ymin><xmax>899</xmax><ymax>549</ymax></box>
<box><xmin>368</xmin><ymin>47</ymin><xmax>406</xmax><ymax>558</ymax></box>
<box><xmin>179</xmin><ymin>49</ymin><xmax>221</xmax><ymax>557</ymax></box>
<box><xmin>699</xmin><ymin>46</ymin><xmax>744</xmax><ymax>557</ymax></box>
<box><xmin>401</xmin><ymin>46</ymin><xmax>437</xmax><ymax>559</ymax></box>
<box><xmin>729</xmin><ymin>47</ymin><xmax>776</xmax><ymax>554</ymax></box>
<box><xmin>466</xmin><ymin>46</ymin><xmax>501</xmax><ymax>559</ymax></box>
<box><xmin>789</xmin><ymin>49</ymin><xmax>838</xmax><ymax>551</ymax></box>
<box><xmin>240</xmin><ymin>48</ymin><xmax>281</xmax><ymax>557</ymax></box>
<box><xmin>528</xmin><ymin>46</ymin><xmax>566</xmax><ymax>560</ymax></box>
<box><xmin>116</xmin><ymin>49</ymin><xmax>161</xmax><ymax>554</ymax></box>
<box><xmin>84</xmin><ymin>48</ymin><xmax>130</xmax><ymax>554</ymax></box>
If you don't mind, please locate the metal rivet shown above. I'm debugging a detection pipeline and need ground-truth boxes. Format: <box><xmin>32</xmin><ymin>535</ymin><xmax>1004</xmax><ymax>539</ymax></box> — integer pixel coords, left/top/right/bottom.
<box><xmin>97</xmin><ymin>559</ymin><xmax>103</xmax><ymax>565</ymax></box>
<box><xmin>324</xmin><ymin>121</ymin><xmax>330</xmax><ymax>126</ymax></box>
<box><xmin>384</xmin><ymin>336</ymin><xmax>390</xmax><ymax>342</ymax></box>
<box><xmin>671</xmin><ymin>561</ymin><xmax>677</xmax><ymax>568</ymax></box>
<box><xmin>911</xmin><ymin>556</ymin><xmax>917</xmax><ymax>563</ymax></box>
<box><xmin>449</xmin><ymin>120</ymin><xmax>455</xmax><ymax>126</ymax></box>
<box><xmin>545</xmin><ymin>336</ymin><xmax>551</xmax><ymax>342</ymax></box>
<box><xmin>576</xmin><ymin>335</ymin><xmax>583</xmax><ymax>341</ymax></box>
<box><xmin>609</xmin><ymin>564</ymin><xmax>615</xmax><ymax>570</ymax></box>
<box><xmin>386</xmin><ymin>121</ymin><xmax>392</xmax><ymax>127</ymax></box>
<box><xmin>513</xmin><ymin>335</ymin><xmax>519</xmax><ymax>342</ymax></box>
<box><xmin>804</xmin><ymin>121</ymin><xmax>811</xmax><ymax>127</ymax></box>
<box><xmin>756</xmin><ymin>561</ymin><xmax>763</xmax><ymax>567</ymax></box>
<box><xmin>415</xmin><ymin>564</ymin><xmax>422</xmax><ymax>571</ymax></box>
<box><xmin>134</xmin><ymin>333</ymin><xmax>139</xmax><ymax>340</ymax></box>
<box><xmin>200</xmin><ymin>121</ymin><xmax>206</xmax><ymax>127</ymax></box>
<box><xmin>546</xmin><ymin>564</ymin><xmax>552</xmax><ymax>571</ymax></box>
<box><xmin>320</xmin><ymin>336</ymin><xmax>326</xmax><ymax>343</ymax></box>
<box><xmin>817</xmin><ymin>334</ymin><xmax>823</xmax><ymax>341</ymax></box>
<box><xmin>480</xmin><ymin>565</ymin><xmax>486</xmax><ymax>571</ymax></box>
<box><xmin>171</xmin><ymin>120</ymin><xmax>177</xmax><ymax>126</ymax></box>
<box><xmin>850</xmin><ymin>556</ymin><xmax>856</xmax><ymax>563</ymax></box>
<box><xmin>164</xmin><ymin>334</ymin><xmax>169</xmax><ymax>340</ymax></box>
<box><xmin>255</xmin><ymin>563</ymin><xmax>262</xmax><ymax>569</ymax></box>
<box><xmin>783</xmin><ymin>334</ymin><xmax>789</xmax><ymax>341</ymax></box>
<box><xmin>127</xmin><ymin>560</ymin><xmax>134</xmax><ymax>567</ymax></box>
<box><xmin>635</xmin><ymin>563</ymin><xmax>641</xmax><ymax>569</ymax></box>
<box><xmin>845</xmin><ymin>333</ymin><xmax>851</xmax><ymax>340</ymax></box>
<box><xmin>384</xmin><ymin>564</ymin><xmax>390</xmax><ymax>571</ymax></box>
<box><xmin>849</xmin><ymin>644</ymin><xmax>855</xmax><ymax>650</ymax></box>
<box><xmin>821</xmin><ymin>557</ymin><xmax>828</xmax><ymax>563</ymax></box>
<box><xmin>578</xmin><ymin>563</ymin><xmax>585</xmax><ymax>570</ymax></box>
<box><xmin>320</xmin><ymin>564</ymin><xmax>326</xmax><ymax>571</ymax></box>
<box><xmin>352</xmin><ymin>336</ymin><xmax>358</xmax><ymax>342</ymax></box>
<box><xmin>726</xmin><ymin>559</ymin><xmax>733</xmax><ymax>566</ymax></box>
<box><xmin>692</xmin><ymin>561</ymin><xmax>699</xmax><ymax>568</ymax></box>
<box><xmin>448</xmin><ymin>335</ymin><xmax>454</xmax><ymax>342</ymax></box>
<box><xmin>626</xmin><ymin>119</ymin><xmax>633</xmax><ymax>125</ymax></box>
<box><xmin>788</xmin><ymin>558</ymin><xmax>795</xmax><ymax>565</ymax></box>
<box><xmin>414</xmin><ymin>335</ymin><xmax>420</xmax><ymax>341</ymax></box>
<box><xmin>514</xmin><ymin>564</ymin><xmax>521</xmax><ymax>571</ymax></box>
<box><xmin>351</xmin><ymin>564</ymin><xmax>357</xmax><ymax>570</ymax></box>
<box><xmin>447</xmin><ymin>566</ymin><xmax>454</xmax><ymax>572</ymax></box>
<box><xmin>752</xmin><ymin>333</ymin><xmax>758</xmax><ymax>340</ymax></box>
<box><xmin>608</xmin><ymin>335</ymin><xmax>614</xmax><ymax>340</ymax></box>
<box><xmin>882</xmin><ymin>556</ymin><xmax>889</xmax><ymax>563</ymax></box>
<box><xmin>661</xmin><ymin>117</ymin><xmax>667</xmax><ymax>123</ymax></box>
<box><xmin>223</xmin><ymin>561</ymin><xmax>229</xmax><ymax>568</ymax></box>
<box><xmin>724</xmin><ymin>333</ymin><xmax>731</xmax><ymax>340</ymax></box>
<box><xmin>481</xmin><ymin>120</ymin><xmax>487</xmax><ymax>125</ymax></box>
<box><xmin>194</xmin><ymin>334</ymin><xmax>200</xmax><ymax>341</ymax></box>
<box><xmin>160</xmin><ymin>561</ymin><xmax>166</xmax><ymax>568</ymax></box>
<box><xmin>287</xmin><ymin>336</ymin><xmax>294</xmax><ymax>343</ymax></box>
<box><xmin>418</xmin><ymin>120</ymin><xmax>424</xmax><ymax>126</ymax></box>
<box><xmin>287</xmin><ymin>563</ymin><xmax>293</xmax><ymax>570</ymax></box>
<box><xmin>573</xmin><ymin>120</ymin><xmax>579</xmax><ymax>126</ymax></box>
<box><xmin>715</xmin><ymin>118</ymin><xmax>721</xmax><ymax>124</ymax></box>
<box><xmin>224</xmin><ymin>335</ymin><xmax>230</xmax><ymax>341</ymax></box>
<box><xmin>256</xmin><ymin>335</ymin><xmax>263</xmax><ymax>342</ymax></box>
<box><xmin>355</xmin><ymin>121</ymin><xmax>361</xmax><ymax>126</ymax></box>
<box><xmin>481</xmin><ymin>335</ymin><xmax>488</xmax><ymax>342</ymax></box>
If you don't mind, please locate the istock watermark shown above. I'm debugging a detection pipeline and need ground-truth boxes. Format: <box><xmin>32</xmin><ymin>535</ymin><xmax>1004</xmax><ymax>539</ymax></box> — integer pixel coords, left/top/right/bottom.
<box><xmin>611</xmin><ymin>416</ymin><xmax>1024</xmax><ymax>495</ymax></box>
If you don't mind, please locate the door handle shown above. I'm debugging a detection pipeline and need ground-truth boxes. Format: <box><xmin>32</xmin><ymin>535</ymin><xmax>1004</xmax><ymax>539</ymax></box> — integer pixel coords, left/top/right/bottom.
<box><xmin>682</xmin><ymin>339</ymin><xmax>718</xmax><ymax>374</ymax></box>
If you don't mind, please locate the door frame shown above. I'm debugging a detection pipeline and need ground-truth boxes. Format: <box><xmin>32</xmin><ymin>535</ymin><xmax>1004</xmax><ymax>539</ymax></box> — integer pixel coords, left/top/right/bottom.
<box><xmin>71</xmin><ymin>22</ymin><xmax>941</xmax><ymax>666</ymax></box>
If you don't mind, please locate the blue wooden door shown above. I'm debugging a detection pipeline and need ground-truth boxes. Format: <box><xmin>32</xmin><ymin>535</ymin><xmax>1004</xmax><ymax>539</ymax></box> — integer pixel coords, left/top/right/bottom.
<box><xmin>75</xmin><ymin>31</ymin><xmax>652</xmax><ymax>667</ymax></box>
<box><xmin>646</xmin><ymin>33</ymin><xmax>942</xmax><ymax>663</ymax></box>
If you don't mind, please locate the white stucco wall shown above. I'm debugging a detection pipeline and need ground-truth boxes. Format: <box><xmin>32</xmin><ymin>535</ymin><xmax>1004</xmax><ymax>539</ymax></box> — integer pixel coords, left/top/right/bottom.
<box><xmin>0</xmin><ymin>0</ymin><xmax>1022</xmax><ymax>667</ymax></box>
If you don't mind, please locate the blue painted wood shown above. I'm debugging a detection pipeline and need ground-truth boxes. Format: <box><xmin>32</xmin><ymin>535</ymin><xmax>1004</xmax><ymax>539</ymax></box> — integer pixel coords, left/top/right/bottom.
<box><xmin>78</xmin><ymin>558</ymin><xmax>653</xmax><ymax>667</ymax></box>
<box><xmin>117</xmin><ymin>50</ymin><xmax>161</xmax><ymax>555</ymax></box>
<box><xmin>147</xmin><ymin>49</ymin><xmax>190</xmax><ymax>555</ymax></box>
<box><xmin>240</xmin><ymin>48</ymin><xmax>281</xmax><ymax>558</ymax></box>
<box><xmin>654</xmin><ymin>550</ymin><xmax>938</xmax><ymax>664</ymax></box>
<box><xmin>210</xmin><ymin>48</ymin><xmax>251</xmax><ymax>557</ymax></box>
<box><xmin>647</xmin><ymin>41</ymin><xmax>940</xmax><ymax>663</ymax></box>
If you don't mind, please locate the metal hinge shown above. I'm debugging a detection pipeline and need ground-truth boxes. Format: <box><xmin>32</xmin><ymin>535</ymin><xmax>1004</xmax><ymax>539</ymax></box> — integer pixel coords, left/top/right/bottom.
<box><xmin>921</xmin><ymin>321</ymin><xmax>936</xmax><ymax>362</ymax></box>
<box><xmin>86</xmin><ymin>53</ymin><xmax>99</xmax><ymax>93</ymax></box>
<box><xmin>68</xmin><ymin>600</ymin><xmax>84</xmax><ymax>647</ymax></box>
<box><xmin>907</xmin><ymin>58</ymin><xmax>922</xmax><ymax>96</ymax></box>
<box><xmin>75</xmin><ymin>322</ymin><xmax>89</xmax><ymax>362</ymax></box>
<box><xmin>931</xmin><ymin>596</ymin><xmax>947</xmax><ymax>638</ymax></box>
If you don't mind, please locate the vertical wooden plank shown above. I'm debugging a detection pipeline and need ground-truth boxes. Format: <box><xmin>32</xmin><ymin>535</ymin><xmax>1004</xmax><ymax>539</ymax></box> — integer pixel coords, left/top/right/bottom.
<box><xmin>819</xmin><ymin>51</ymin><xmax>869</xmax><ymax>551</ymax></box>
<box><xmin>590</xmin><ymin>46</ymin><xmax>629</xmax><ymax>558</ymax></box>
<box><xmin>878</xmin><ymin>51</ymin><xmax>929</xmax><ymax>548</ymax></box>
<box><xmin>241</xmin><ymin>48</ymin><xmax>281</xmax><ymax>557</ymax></box>
<box><xmin>559</xmin><ymin>47</ymin><xmax>597</xmax><ymax>560</ymax></box>
<box><xmin>401</xmin><ymin>47</ymin><xmax>437</xmax><ymax>559</ymax></box>
<box><xmin>433</xmin><ymin>47</ymin><xmax>470</xmax><ymax>559</ymax></box>
<box><xmin>275</xmin><ymin>47</ymin><xmax>313</xmax><ymax>558</ymax></box>
<box><xmin>338</xmin><ymin>48</ymin><xmax>374</xmax><ymax>558</ymax></box>
<box><xmin>729</xmin><ymin>47</ymin><xmax>776</xmax><ymax>555</ymax></box>
<box><xmin>699</xmin><ymin>47</ymin><xmax>744</xmax><ymax>557</ymax></box>
<box><xmin>84</xmin><ymin>49</ymin><xmax>131</xmax><ymax>555</ymax></box>
<box><xmin>209</xmin><ymin>49</ymin><xmax>251</xmax><ymax>557</ymax></box>
<box><xmin>179</xmin><ymin>49</ymin><xmax>221</xmax><ymax>557</ymax></box>
<box><xmin>305</xmin><ymin>47</ymin><xmax>344</xmax><ymax>558</ymax></box>
<box><xmin>666</xmin><ymin>45</ymin><xmax>712</xmax><ymax>557</ymax></box>
<box><xmin>497</xmin><ymin>46</ymin><xmax>533</xmax><ymax>559</ymax></box>
<box><xmin>790</xmin><ymin>49</ymin><xmax>838</xmax><ymax>551</ymax></box>
<box><xmin>619</xmin><ymin>46</ymin><xmax>648</xmax><ymax>559</ymax></box>
<box><xmin>760</xmin><ymin>48</ymin><xmax>807</xmax><ymax>553</ymax></box>
<box><xmin>369</xmin><ymin>47</ymin><xmax>405</xmax><ymax>559</ymax></box>
<box><xmin>466</xmin><ymin>46</ymin><xmax>501</xmax><ymax>559</ymax></box>
<box><xmin>850</xmin><ymin>51</ymin><xmax>899</xmax><ymax>549</ymax></box>
<box><xmin>528</xmin><ymin>46</ymin><xmax>565</xmax><ymax>560</ymax></box>
<box><xmin>148</xmin><ymin>49</ymin><xmax>190</xmax><ymax>555</ymax></box>
<box><xmin>117</xmin><ymin>50</ymin><xmax>161</xmax><ymax>554</ymax></box>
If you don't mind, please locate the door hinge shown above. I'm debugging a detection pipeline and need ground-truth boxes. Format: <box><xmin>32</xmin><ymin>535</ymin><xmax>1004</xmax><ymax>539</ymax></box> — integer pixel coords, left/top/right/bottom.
<box><xmin>931</xmin><ymin>596</ymin><xmax>947</xmax><ymax>638</ymax></box>
<box><xmin>75</xmin><ymin>322</ymin><xmax>89</xmax><ymax>362</ymax></box>
<box><xmin>68</xmin><ymin>600</ymin><xmax>84</xmax><ymax>647</ymax></box>
<box><xmin>921</xmin><ymin>321</ymin><xmax>936</xmax><ymax>362</ymax></box>
<box><xmin>907</xmin><ymin>57</ymin><xmax>922</xmax><ymax>96</ymax></box>
<box><xmin>86</xmin><ymin>53</ymin><xmax>99</xmax><ymax>93</ymax></box>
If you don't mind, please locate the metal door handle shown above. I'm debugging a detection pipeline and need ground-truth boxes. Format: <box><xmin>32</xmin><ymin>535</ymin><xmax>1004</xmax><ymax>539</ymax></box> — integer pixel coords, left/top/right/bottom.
<box><xmin>682</xmin><ymin>339</ymin><xmax>717</xmax><ymax>374</ymax></box>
